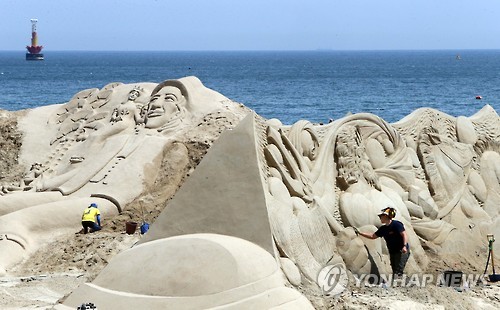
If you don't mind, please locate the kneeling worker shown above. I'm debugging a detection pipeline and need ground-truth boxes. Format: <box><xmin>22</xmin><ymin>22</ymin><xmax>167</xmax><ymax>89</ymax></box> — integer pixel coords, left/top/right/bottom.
<box><xmin>356</xmin><ymin>207</ymin><xmax>410</xmax><ymax>276</ymax></box>
<box><xmin>81</xmin><ymin>203</ymin><xmax>102</xmax><ymax>234</ymax></box>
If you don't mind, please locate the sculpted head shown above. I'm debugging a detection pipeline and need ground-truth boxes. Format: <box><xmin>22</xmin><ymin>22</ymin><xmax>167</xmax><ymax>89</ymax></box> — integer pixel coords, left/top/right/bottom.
<box><xmin>288</xmin><ymin>121</ymin><xmax>319</xmax><ymax>162</ymax></box>
<box><xmin>145</xmin><ymin>81</ymin><xmax>188</xmax><ymax>130</ymax></box>
<box><xmin>144</xmin><ymin>76</ymin><xmax>229</xmax><ymax>131</ymax></box>
<box><xmin>128</xmin><ymin>88</ymin><xmax>141</xmax><ymax>101</ymax></box>
<box><xmin>109</xmin><ymin>84</ymin><xmax>156</xmax><ymax>125</ymax></box>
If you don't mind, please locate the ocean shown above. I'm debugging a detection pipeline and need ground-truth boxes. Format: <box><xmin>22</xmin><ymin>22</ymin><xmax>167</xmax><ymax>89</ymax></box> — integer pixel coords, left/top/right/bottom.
<box><xmin>1</xmin><ymin>50</ymin><xmax>499</xmax><ymax>124</ymax></box>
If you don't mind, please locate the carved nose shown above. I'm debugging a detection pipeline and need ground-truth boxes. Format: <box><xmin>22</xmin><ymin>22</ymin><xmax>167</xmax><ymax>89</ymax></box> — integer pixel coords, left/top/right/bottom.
<box><xmin>149</xmin><ymin>102</ymin><xmax>161</xmax><ymax>111</ymax></box>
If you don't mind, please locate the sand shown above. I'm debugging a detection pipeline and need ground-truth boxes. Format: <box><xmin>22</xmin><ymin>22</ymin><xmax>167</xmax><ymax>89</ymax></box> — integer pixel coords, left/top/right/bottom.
<box><xmin>1</xmin><ymin>108</ymin><xmax>499</xmax><ymax>309</ymax></box>
<box><xmin>1</xmin><ymin>98</ymin><xmax>499</xmax><ymax>309</ymax></box>
<box><xmin>0</xmin><ymin>105</ymin><xmax>246</xmax><ymax>309</ymax></box>
<box><xmin>1</xmin><ymin>239</ymin><xmax>499</xmax><ymax>309</ymax></box>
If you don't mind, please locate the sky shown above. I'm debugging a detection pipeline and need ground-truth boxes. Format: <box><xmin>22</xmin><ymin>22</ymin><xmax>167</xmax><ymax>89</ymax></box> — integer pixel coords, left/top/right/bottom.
<box><xmin>1</xmin><ymin>0</ymin><xmax>499</xmax><ymax>51</ymax></box>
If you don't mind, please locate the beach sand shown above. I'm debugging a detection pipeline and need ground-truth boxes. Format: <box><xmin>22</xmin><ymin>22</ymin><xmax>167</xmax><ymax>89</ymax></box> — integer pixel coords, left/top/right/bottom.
<box><xmin>1</xmin><ymin>235</ymin><xmax>499</xmax><ymax>310</ymax></box>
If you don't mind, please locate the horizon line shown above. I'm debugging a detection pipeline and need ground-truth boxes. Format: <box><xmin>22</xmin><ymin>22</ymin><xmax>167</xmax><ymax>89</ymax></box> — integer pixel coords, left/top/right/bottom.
<box><xmin>2</xmin><ymin>48</ymin><xmax>500</xmax><ymax>53</ymax></box>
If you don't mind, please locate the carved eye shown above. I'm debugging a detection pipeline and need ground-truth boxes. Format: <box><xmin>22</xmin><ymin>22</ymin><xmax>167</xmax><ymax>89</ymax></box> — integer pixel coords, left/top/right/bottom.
<box><xmin>165</xmin><ymin>94</ymin><xmax>177</xmax><ymax>102</ymax></box>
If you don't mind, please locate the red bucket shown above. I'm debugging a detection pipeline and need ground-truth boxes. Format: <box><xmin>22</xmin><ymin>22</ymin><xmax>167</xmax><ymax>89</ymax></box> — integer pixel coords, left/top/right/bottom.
<box><xmin>125</xmin><ymin>221</ymin><xmax>138</xmax><ymax>235</ymax></box>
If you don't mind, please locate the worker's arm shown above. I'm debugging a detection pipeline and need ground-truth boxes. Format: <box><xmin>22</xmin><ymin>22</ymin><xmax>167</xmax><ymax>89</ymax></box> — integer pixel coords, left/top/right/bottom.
<box><xmin>401</xmin><ymin>230</ymin><xmax>409</xmax><ymax>253</ymax></box>
<box><xmin>96</xmin><ymin>214</ymin><xmax>101</xmax><ymax>227</ymax></box>
<box><xmin>354</xmin><ymin>227</ymin><xmax>378</xmax><ymax>240</ymax></box>
<box><xmin>358</xmin><ymin>232</ymin><xmax>378</xmax><ymax>239</ymax></box>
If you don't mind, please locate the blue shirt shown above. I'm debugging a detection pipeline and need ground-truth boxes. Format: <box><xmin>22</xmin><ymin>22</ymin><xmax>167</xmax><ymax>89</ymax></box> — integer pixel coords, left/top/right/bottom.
<box><xmin>375</xmin><ymin>220</ymin><xmax>405</xmax><ymax>253</ymax></box>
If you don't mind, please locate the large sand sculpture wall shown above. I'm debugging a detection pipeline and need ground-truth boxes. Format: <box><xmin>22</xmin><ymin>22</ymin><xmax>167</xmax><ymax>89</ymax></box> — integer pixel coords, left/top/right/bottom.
<box><xmin>0</xmin><ymin>76</ymin><xmax>498</xmax><ymax>309</ymax></box>
<box><xmin>0</xmin><ymin>77</ymin><xmax>248</xmax><ymax>276</ymax></box>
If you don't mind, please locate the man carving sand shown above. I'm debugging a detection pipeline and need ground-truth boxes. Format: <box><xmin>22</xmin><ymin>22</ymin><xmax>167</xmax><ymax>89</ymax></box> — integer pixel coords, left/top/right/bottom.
<box><xmin>356</xmin><ymin>207</ymin><xmax>410</xmax><ymax>276</ymax></box>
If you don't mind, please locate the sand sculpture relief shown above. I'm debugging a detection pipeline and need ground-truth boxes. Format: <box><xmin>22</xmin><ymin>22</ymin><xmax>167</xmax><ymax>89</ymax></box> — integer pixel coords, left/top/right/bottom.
<box><xmin>0</xmin><ymin>77</ymin><xmax>241</xmax><ymax>275</ymax></box>
<box><xmin>0</xmin><ymin>76</ymin><xmax>498</xmax><ymax>309</ymax></box>
<box><xmin>264</xmin><ymin>108</ymin><xmax>499</xmax><ymax>283</ymax></box>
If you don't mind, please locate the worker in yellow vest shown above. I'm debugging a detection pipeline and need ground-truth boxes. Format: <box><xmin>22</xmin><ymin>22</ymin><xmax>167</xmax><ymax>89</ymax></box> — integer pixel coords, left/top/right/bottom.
<box><xmin>81</xmin><ymin>203</ymin><xmax>102</xmax><ymax>234</ymax></box>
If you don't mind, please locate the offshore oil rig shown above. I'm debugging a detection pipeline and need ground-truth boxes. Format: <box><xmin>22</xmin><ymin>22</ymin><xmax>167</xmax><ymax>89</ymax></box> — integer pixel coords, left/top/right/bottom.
<box><xmin>26</xmin><ymin>19</ymin><xmax>44</xmax><ymax>60</ymax></box>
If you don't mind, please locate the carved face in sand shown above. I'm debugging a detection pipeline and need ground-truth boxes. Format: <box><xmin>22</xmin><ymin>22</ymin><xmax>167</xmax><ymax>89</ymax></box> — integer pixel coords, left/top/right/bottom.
<box><xmin>128</xmin><ymin>88</ymin><xmax>141</xmax><ymax>101</ymax></box>
<box><xmin>110</xmin><ymin>86</ymin><xmax>152</xmax><ymax>125</ymax></box>
<box><xmin>145</xmin><ymin>86</ymin><xmax>186</xmax><ymax>130</ymax></box>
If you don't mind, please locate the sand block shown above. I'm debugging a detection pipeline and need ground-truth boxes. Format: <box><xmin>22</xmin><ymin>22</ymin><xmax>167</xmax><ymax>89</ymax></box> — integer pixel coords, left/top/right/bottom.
<box><xmin>139</xmin><ymin>113</ymin><xmax>274</xmax><ymax>254</ymax></box>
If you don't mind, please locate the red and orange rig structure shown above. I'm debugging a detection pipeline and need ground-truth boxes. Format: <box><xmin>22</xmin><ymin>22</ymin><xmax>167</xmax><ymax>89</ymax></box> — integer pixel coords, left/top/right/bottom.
<box><xmin>26</xmin><ymin>19</ymin><xmax>44</xmax><ymax>60</ymax></box>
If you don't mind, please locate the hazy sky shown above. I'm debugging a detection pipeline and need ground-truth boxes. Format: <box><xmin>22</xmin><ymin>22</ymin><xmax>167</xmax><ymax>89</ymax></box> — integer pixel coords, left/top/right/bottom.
<box><xmin>2</xmin><ymin>0</ymin><xmax>499</xmax><ymax>51</ymax></box>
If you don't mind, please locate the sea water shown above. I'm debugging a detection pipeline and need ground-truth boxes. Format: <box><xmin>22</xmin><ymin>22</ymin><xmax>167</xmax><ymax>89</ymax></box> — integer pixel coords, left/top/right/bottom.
<box><xmin>0</xmin><ymin>50</ymin><xmax>499</xmax><ymax>124</ymax></box>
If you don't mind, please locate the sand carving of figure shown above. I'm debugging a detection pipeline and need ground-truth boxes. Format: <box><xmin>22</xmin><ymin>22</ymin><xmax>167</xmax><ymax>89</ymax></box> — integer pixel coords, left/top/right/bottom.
<box><xmin>145</xmin><ymin>78</ymin><xmax>226</xmax><ymax>132</ymax></box>
<box><xmin>459</xmin><ymin>111</ymin><xmax>500</xmax><ymax>235</ymax></box>
<box><xmin>0</xmin><ymin>162</ymin><xmax>44</xmax><ymax>194</ymax></box>
<box><xmin>472</xmin><ymin>139</ymin><xmax>500</xmax><ymax>219</ymax></box>
<box><xmin>392</xmin><ymin>107</ymin><xmax>500</xmax><ymax>253</ymax></box>
<box><xmin>418</xmin><ymin>128</ymin><xmax>490</xmax><ymax>222</ymax></box>
<box><xmin>110</xmin><ymin>85</ymin><xmax>149</xmax><ymax>126</ymax></box>
<box><xmin>324</xmin><ymin>114</ymin><xmax>433</xmax><ymax>274</ymax></box>
<box><xmin>0</xmin><ymin>76</ymin><xmax>231</xmax><ymax>275</ymax></box>
<box><xmin>328</xmin><ymin>113</ymin><xmax>500</xmax><ymax>271</ymax></box>
<box><xmin>265</xmin><ymin>120</ymin><xmax>344</xmax><ymax>283</ymax></box>
<box><xmin>39</xmin><ymin>83</ymin><xmax>158</xmax><ymax>195</ymax></box>
<box><xmin>264</xmin><ymin>113</ymin><xmax>459</xmax><ymax>286</ymax></box>
<box><xmin>264</xmin><ymin>116</ymin><xmax>401</xmax><ymax>284</ymax></box>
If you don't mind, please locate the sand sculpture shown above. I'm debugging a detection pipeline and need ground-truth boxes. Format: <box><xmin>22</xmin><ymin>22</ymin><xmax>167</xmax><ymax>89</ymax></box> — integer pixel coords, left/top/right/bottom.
<box><xmin>0</xmin><ymin>76</ymin><xmax>498</xmax><ymax>309</ymax></box>
<box><xmin>0</xmin><ymin>76</ymin><xmax>246</xmax><ymax>276</ymax></box>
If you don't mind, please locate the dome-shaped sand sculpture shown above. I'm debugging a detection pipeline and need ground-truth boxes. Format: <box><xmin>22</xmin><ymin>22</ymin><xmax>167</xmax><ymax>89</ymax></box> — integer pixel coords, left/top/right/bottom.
<box><xmin>0</xmin><ymin>76</ymin><xmax>498</xmax><ymax>309</ymax></box>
